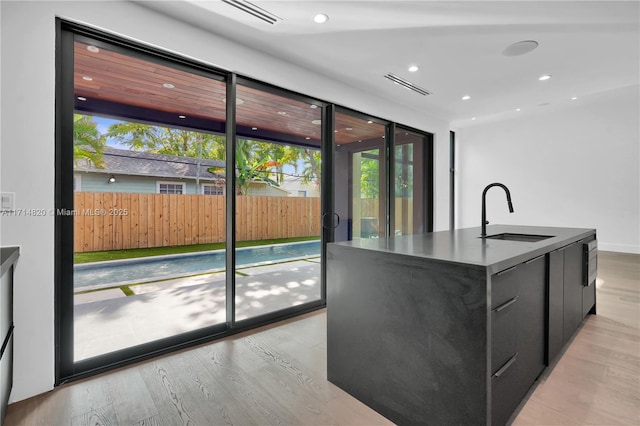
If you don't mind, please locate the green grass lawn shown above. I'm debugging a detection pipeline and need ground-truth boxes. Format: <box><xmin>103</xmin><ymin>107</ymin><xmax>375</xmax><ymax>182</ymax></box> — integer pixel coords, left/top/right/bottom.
<box><xmin>74</xmin><ymin>236</ymin><xmax>321</xmax><ymax>264</ymax></box>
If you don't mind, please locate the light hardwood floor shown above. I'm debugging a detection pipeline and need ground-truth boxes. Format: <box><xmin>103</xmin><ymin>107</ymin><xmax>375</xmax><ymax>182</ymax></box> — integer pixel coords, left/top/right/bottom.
<box><xmin>5</xmin><ymin>251</ymin><xmax>639</xmax><ymax>425</ymax></box>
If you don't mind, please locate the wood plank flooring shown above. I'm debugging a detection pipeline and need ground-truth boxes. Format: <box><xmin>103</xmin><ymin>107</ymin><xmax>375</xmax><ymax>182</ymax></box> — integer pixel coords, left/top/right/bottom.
<box><xmin>5</xmin><ymin>251</ymin><xmax>639</xmax><ymax>425</ymax></box>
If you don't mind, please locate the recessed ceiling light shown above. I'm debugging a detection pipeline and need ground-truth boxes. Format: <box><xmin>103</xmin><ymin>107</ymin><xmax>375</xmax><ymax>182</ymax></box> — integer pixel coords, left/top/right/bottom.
<box><xmin>313</xmin><ymin>13</ymin><xmax>329</xmax><ymax>24</ymax></box>
<box><xmin>538</xmin><ymin>74</ymin><xmax>552</xmax><ymax>81</ymax></box>
<box><xmin>77</xmin><ymin>96</ymin><xmax>87</xmax><ymax>101</ymax></box>
<box><xmin>471</xmin><ymin>117</ymin><xmax>476</xmax><ymax>120</ymax></box>
<box><xmin>367</xmin><ymin>120</ymin><xmax>373</xmax><ymax>124</ymax></box>
<box><xmin>516</xmin><ymin>108</ymin><xmax>521</xmax><ymax>112</ymax></box>
<box><xmin>86</xmin><ymin>45</ymin><xmax>100</xmax><ymax>53</ymax></box>
<box><xmin>502</xmin><ymin>40</ymin><xmax>539</xmax><ymax>57</ymax></box>
<box><xmin>311</xmin><ymin>119</ymin><xmax>322</xmax><ymax>125</ymax></box>
<box><xmin>408</xmin><ymin>65</ymin><xmax>419</xmax><ymax>72</ymax></box>
<box><xmin>277</xmin><ymin>111</ymin><xmax>287</xmax><ymax>115</ymax></box>
<box><xmin>163</xmin><ymin>83</ymin><xmax>175</xmax><ymax>89</ymax></box>
<box><xmin>82</xmin><ymin>76</ymin><xmax>93</xmax><ymax>81</ymax></box>
<box><xmin>571</xmin><ymin>96</ymin><xmax>578</xmax><ymax>100</ymax></box>
<box><xmin>310</xmin><ymin>104</ymin><xmax>318</xmax><ymax>109</ymax></box>
<box><xmin>346</xmin><ymin>127</ymin><xmax>353</xmax><ymax>131</ymax></box>
<box><xmin>462</xmin><ymin>95</ymin><xmax>471</xmax><ymax>100</ymax></box>
<box><xmin>252</xmin><ymin>127</ymin><xmax>258</xmax><ymax>131</ymax></box>
<box><xmin>305</xmin><ymin>137</ymin><xmax>311</xmax><ymax>140</ymax></box>
<box><xmin>178</xmin><ymin>115</ymin><xmax>186</xmax><ymax>119</ymax></box>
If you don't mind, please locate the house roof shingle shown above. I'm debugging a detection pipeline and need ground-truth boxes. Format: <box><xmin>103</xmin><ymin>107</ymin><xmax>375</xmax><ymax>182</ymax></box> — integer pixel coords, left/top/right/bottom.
<box><xmin>76</xmin><ymin>147</ymin><xmax>226</xmax><ymax>182</ymax></box>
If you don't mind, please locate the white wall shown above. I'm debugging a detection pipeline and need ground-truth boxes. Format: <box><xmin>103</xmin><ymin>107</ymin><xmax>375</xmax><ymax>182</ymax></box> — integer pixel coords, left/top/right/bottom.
<box><xmin>0</xmin><ymin>0</ymin><xmax>450</xmax><ymax>402</ymax></box>
<box><xmin>455</xmin><ymin>85</ymin><xmax>640</xmax><ymax>253</ymax></box>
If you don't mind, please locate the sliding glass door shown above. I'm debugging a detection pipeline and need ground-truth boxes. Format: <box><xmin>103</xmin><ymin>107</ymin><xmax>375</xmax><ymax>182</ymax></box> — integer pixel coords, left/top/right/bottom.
<box><xmin>233</xmin><ymin>81</ymin><xmax>323</xmax><ymax>323</ymax></box>
<box><xmin>393</xmin><ymin>126</ymin><xmax>433</xmax><ymax>235</ymax></box>
<box><xmin>333</xmin><ymin>108</ymin><xmax>388</xmax><ymax>243</ymax></box>
<box><xmin>331</xmin><ymin>109</ymin><xmax>433</xmax><ymax>243</ymax></box>
<box><xmin>69</xmin><ymin>35</ymin><xmax>229</xmax><ymax>364</ymax></box>
<box><xmin>56</xmin><ymin>22</ymin><xmax>432</xmax><ymax>383</ymax></box>
<box><xmin>57</xmin><ymin>24</ymin><xmax>326</xmax><ymax>381</ymax></box>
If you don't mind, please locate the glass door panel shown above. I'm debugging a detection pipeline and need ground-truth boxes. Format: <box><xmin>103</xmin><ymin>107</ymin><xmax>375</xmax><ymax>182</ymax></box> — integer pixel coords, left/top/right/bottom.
<box><xmin>393</xmin><ymin>128</ymin><xmax>430</xmax><ymax>235</ymax></box>
<box><xmin>333</xmin><ymin>109</ymin><xmax>387</xmax><ymax>242</ymax></box>
<box><xmin>234</xmin><ymin>83</ymin><xmax>322</xmax><ymax>321</ymax></box>
<box><xmin>72</xmin><ymin>40</ymin><xmax>227</xmax><ymax>361</ymax></box>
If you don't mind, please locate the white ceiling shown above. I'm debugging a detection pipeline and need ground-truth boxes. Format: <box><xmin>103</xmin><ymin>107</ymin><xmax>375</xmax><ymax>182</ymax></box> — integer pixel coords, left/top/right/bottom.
<box><xmin>137</xmin><ymin>0</ymin><xmax>640</xmax><ymax>126</ymax></box>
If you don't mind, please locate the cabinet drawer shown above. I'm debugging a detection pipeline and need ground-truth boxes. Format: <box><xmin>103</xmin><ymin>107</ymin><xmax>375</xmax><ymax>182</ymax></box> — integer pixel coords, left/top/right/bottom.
<box><xmin>491</xmin><ymin>352</ymin><xmax>523</xmax><ymax>426</ymax></box>
<box><xmin>491</xmin><ymin>296</ymin><xmax>519</xmax><ymax>374</ymax></box>
<box><xmin>491</xmin><ymin>266</ymin><xmax>519</xmax><ymax>309</ymax></box>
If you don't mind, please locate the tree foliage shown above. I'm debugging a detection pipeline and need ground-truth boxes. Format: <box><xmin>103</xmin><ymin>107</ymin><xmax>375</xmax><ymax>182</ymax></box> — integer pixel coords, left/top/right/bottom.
<box><xmin>107</xmin><ymin>122</ymin><xmax>226</xmax><ymax>159</ymax></box>
<box><xmin>209</xmin><ymin>139</ymin><xmax>280</xmax><ymax>195</ymax></box>
<box><xmin>105</xmin><ymin>119</ymin><xmax>322</xmax><ymax>195</ymax></box>
<box><xmin>73</xmin><ymin>114</ymin><xmax>106</xmax><ymax>168</ymax></box>
<box><xmin>359</xmin><ymin>150</ymin><xmax>380</xmax><ymax>199</ymax></box>
<box><xmin>298</xmin><ymin>148</ymin><xmax>321</xmax><ymax>188</ymax></box>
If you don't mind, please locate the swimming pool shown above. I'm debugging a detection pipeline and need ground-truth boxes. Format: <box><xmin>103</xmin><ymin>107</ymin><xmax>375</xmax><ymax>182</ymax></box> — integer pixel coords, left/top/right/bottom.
<box><xmin>74</xmin><ymin>240</ymin><xmax>321</xmax><ymax>290</ymax></box>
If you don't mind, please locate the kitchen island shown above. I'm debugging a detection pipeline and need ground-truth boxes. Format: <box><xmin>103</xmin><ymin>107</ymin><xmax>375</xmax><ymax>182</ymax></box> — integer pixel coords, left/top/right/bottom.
<box><xmin>326</xmin><ymin>225</ymin><xmax>596</xmax><ymax>426</ymax></box>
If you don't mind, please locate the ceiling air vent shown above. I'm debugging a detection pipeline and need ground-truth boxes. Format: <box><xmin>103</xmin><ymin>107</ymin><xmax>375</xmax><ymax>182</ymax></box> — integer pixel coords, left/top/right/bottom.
<box><xmin>221</xmin><ymin>0</ymin><xmax>283</xmax><ymax>25</ymax></box>
<box><xmin>384</xmin><ymin>73</ymin><xmax>431</xmax><ymax>96</ymax></box>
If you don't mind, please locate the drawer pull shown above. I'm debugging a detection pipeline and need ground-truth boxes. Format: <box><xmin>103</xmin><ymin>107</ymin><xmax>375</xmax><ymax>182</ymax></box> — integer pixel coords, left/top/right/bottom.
<box><xmin>496</xmin><ymin>266</ymin><xmax>517</xmax><ymax>276</ymax></box>
<box><xmin>492</xmin><ymin>296</ymin><xmax>518</xmax><ymax>312</ymax></box>
<box><xmin>493</xmin><ymin>352</ymin><xmax>518</xmax><ymax>378</ymax></box>
<box><xmin>525</xmin><ymin>254</ymin><xmax>545</xmax><ymax>264</ymax></box>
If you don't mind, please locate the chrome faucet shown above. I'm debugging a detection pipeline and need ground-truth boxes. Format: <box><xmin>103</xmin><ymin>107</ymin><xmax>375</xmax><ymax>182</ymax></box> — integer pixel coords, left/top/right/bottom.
<box><xmin>481</xmin><ymin>183</ymin><xmax>514</xmax><ymax>237</ymax></box>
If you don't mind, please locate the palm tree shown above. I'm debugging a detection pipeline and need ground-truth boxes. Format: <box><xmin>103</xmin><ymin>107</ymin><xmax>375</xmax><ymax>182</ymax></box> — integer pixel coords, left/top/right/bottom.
<box><xmin>73</xmin><ymin>114</ymin><xmax>105</xmax><ymax>168</ymax></box>
<box><xmin>209</xmin><ymin>139</ymin><xmax>280</xmax><ymax>195</ymax></box>
<box><xmin>299</xmin><ymin>148</ymin><xmax>321</xmax><ymax>189</ymax></box>
<box><xmin>254</xmin><ymin>142</ymin><xmax>299</xmax><ymax>184</ymax></box>
<box><xmin>106</xmin><ymin>122</ymin><xmax>225</xmax><ymax>159</ymax></box>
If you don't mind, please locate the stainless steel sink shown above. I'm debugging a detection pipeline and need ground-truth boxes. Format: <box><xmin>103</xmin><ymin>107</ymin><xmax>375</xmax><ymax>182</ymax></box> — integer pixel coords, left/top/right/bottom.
<box><xmin>483</xmin><ymin>233</ymin><xmax>554</xmax><ymax>242</ymax></box>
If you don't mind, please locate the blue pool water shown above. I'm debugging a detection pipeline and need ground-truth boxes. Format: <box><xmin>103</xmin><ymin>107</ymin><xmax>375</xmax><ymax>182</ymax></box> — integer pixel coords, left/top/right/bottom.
<box><xmin>74</xmin><ymin>241</ymin><xmax>320</xmax><ymax>289</ymax></box>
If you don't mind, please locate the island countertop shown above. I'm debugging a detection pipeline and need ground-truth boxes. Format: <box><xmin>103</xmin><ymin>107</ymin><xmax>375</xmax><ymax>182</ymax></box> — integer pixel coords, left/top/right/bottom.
<box><xmin>330</xmin><ymin>224</ymin><xmax>595</xmax><ymax>274</ymax></box>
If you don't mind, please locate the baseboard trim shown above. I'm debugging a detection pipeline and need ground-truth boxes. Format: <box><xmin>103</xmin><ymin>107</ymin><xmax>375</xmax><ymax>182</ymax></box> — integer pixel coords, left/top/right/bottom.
<box><xmin>598</xmin><ymin>243</ymin><xmax>640</xmax><ymax>254</ymax></box>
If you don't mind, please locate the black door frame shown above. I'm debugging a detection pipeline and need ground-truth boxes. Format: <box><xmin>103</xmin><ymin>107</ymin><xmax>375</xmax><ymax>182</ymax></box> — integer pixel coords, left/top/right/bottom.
<box><xmin>55</xmin><ymin>20</ymin><xmax>327</xmax><ymax>383</ymax></box>
<box><xmin>55</xmin><ymin>19</ymin><xmax>434</xmax><ymax>384</ymax></box>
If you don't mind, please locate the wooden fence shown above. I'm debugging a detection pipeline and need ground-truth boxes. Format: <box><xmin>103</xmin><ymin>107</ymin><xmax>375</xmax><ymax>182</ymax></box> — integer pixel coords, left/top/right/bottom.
<box><xmin>74</xmin><ymin>192</ymin><xmax>321</xmax><ymax>253</ymax></box>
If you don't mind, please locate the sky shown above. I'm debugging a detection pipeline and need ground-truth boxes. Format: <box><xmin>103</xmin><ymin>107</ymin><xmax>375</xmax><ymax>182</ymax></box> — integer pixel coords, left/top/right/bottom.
<box><xmin>93</xmin><ymin>116</ymin><xmax>126</xmax><ymax>149</ymax></box>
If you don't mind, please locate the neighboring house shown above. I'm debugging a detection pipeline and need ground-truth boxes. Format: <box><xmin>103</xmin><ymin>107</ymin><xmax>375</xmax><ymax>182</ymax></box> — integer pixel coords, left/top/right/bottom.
<box><xmin>74</xmin><ymin>147</ymin><xmax>288</xmax><ymax>196</ymax></box>
<box><xmin>245</xmin><ymin>180</ymin><xmax>290</xmax><ymax>197</ymax></box>
<box><xmin>279</xmin><ymin>175</ymin><xmax>320</xmax><ymax>198</ymax></box>
<box><xmin>75</xmin><ymin>147</ymin><xmax>225</xmax><ymax>195</ymax></box>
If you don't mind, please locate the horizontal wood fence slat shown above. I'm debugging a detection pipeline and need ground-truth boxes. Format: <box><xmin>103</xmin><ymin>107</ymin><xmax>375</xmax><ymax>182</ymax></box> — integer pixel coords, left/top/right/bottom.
<box><xmin>74</xmin><ymin>193</ymin><xmax>321</xmax><ymax>253</ymax></box>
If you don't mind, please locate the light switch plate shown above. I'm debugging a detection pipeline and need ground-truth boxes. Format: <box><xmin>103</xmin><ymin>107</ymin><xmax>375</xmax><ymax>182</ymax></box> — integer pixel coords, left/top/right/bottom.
<box><xmin>1</xmin><ymin>192</ymin><xmax>15</xmax><ymax>212</ymax></box>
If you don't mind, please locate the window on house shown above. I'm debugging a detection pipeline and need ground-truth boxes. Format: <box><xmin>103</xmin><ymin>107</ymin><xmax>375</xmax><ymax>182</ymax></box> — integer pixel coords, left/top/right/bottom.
<box><xmin>298</xmin><ymin>190</ymin><xmax>307</xmax><ymax>197</ymax></box>
<box><xmin>157</xmin><ymin>181</ymin><xmax>185</xmax><ymax>194</ymax></box>
<box><xmin>202</xmin><ymin>184</ymin><xmax>224</xmax><ymax>195</ymax></box>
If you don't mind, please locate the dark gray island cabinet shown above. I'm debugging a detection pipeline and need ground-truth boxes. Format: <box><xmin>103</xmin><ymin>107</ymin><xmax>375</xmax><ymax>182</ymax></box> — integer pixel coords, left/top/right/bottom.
<box><xmin>327</xmin><ymin>225</ymin><xmax>597</xmax><ymax>426</ymax></box>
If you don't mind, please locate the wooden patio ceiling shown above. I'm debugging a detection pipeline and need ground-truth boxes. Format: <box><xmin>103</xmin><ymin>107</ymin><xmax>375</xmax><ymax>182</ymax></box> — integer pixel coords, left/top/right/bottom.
<box><xmin>73</xmin><ymin>41</ymin><xmax>386</xmax><ymax>146</ymax></box>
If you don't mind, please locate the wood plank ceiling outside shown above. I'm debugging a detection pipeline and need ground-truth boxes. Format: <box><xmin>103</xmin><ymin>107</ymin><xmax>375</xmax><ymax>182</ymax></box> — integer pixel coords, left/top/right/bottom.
<box><xmin>74</xmin><ymin>41</ymin><xmax>384</xmax><ymax>145</ymax></box>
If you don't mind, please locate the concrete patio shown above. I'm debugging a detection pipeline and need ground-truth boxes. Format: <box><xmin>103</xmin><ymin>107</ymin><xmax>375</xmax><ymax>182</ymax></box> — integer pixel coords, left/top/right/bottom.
<box><xmin>74</xmin><ymin>258</ymin><xmax>321</xmax><ymax>361</ymax></box>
